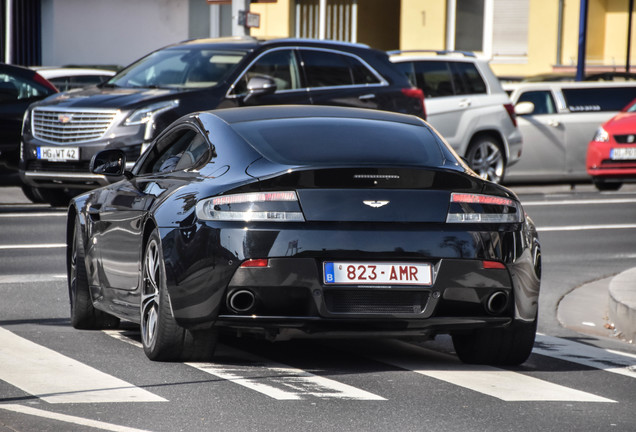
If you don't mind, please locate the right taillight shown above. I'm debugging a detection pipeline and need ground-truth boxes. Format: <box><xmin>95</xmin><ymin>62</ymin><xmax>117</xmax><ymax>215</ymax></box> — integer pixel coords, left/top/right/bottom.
<box><xmin>402</xmin><ymin>87</ymin><xmax>426</xmax><ymax>120</ymax></box>
<box><xmin>504</xmin><ymin>103</ymin><xmax>517</xmax><ymax>127</ymax></box>
<box><xmin>446</xmin><ymin>193</ymin><xmax>523</xmax><ymax>223</ymax></box>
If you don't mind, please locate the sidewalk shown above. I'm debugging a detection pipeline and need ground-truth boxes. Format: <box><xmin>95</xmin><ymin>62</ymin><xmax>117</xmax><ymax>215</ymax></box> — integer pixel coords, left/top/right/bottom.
<box><xmin>558</xmin><ymin>268</ymin><xmax>636</xmax><ymax>344</ymax></box>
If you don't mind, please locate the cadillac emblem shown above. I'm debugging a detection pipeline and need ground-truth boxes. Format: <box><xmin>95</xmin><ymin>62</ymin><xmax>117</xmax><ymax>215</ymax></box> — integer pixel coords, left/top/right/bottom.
<box><xmin>58</xmin><ymin>114</ymin><xmax>73</xmax><ymax>124</ymax></box>
<box><xmin>363</xmin><ymin>200</ymin><xmax>389</xmax><ymax>208</ymax></box>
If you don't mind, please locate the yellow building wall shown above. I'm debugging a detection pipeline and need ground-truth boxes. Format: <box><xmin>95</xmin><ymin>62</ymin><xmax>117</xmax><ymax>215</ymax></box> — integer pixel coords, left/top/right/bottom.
<box><xmin>250</xmin><ymin>0</ymin><xmax>293</xmax><ymax>38</ymax></box>
<box><xmin>604</xmin><ymin>0</ymin><xmax>636</xmax><ymax>70</ymax></box>
<box><xmin>399</xmin><ymin>0</ymin><xmax>446</xmax><ymax>50</ymax></box>
<box><xmin>490</xmin><ymin>0</ymin><xmax>560</xmax><ymax>78</ymax></box>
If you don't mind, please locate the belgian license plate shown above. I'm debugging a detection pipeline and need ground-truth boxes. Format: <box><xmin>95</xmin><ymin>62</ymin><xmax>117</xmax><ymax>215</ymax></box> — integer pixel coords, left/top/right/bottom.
<box><xmin>610</xmin><ymin>147</ymin><xmax>636</xmax><ymax>160</ymax></box>
<box><xmin>323</xmin><ymin>262</ymin><xmax>432</xmax><ymax>286</ymax></box>
<box><xmin>37</xmin><ymin>146</ymin><xmax>79</xmax><ymax>162</ymax></box>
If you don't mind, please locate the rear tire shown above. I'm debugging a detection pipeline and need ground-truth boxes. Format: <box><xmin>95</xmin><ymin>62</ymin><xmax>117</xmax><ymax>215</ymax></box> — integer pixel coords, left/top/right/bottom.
<box><xmin>593</xmin><ymin>179</ymin><xmax>622</xmax><ymax>191</ymax></box>
<box><xmin>140</xmin><ymin>229</ymin><xmax>217</xmax><ymax>361</ymax></box>
<box><xmin>33</xmin><ymin>187</ymin><xmax>73</xmax><ymax>207</ymax></box>
<box><xmin>68</xmin><ymin>217</ymin><xmax>120</xmax><ymax>329</ymax></box>
<box><xmin>452</xmin><ymin>317</ymin><xmax>537</xmax><ymax>365</ymax></box>
<box><xmin>465</xmin><ymin>136</ymin><xmax>505</xmax><ymax>184</ymax></box>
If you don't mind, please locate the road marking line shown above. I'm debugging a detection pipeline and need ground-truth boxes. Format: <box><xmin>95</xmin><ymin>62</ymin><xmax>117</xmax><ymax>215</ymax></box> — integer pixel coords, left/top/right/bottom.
<box><xmin>376</xmin><ymin>340</ymin><xmax>613</xmax><ymax>402</ymax></box>
<box><xmin>537</xmin><ymin>224</ymin><xmax>636</xmax><ymax>232</ymax></box>
<box><xmin>0</xmin><ymin>327</ymin><xmax>166</xmax><ymax>404</ymax></box>
<box><xmin>104</xmin><ymin>330</ymin><xmax>384</xmax><ymax>401</ymax></box>
<box><xmin>0</xmin><ymin>244</ymin><xmax>66</xmax><ymax>250</ymax></box>
<box><xmin>0</xmin><ymin>212</ymin><xmax>66</xmax><ymax>217</ymax></box>
<box><xmin>0</xmin><ymin>404</ymin><xmax>148</xmax><ymax>432</ymax></box>
<box><xmin>522</xmin><ymin>198</ymin><xmax>636</xmax><ymax>206</ymax></box>
<box><xmin>190</xmin><ymin>359</ymin><xmax>385</xmax><ymax>401</ymax></box>
<box><xmin>0</xmin><ymin>274</ymin><xmax>67</xmax><ymax>284</ymax></box>
<box><xmin>0</xmin><ymin>404</ymin><xmax>152</xmax><ymax>432</ymax></box>
<box><xmin>534</xmin><ymin>334</ymin><xmax>636</xmax><ymax>380</ymax></box>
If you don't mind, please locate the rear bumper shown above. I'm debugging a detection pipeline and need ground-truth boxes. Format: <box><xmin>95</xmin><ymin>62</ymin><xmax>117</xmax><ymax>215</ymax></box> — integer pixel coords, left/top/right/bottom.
<box><xmin>160</xmin><ymin>221</ymin><xmax>540</xmax><ymax>337</ymax></box>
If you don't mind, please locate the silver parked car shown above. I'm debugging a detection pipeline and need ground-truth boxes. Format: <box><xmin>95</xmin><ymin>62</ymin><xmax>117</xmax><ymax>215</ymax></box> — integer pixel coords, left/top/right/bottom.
<box><xmin>504</xmin><ymin>81</ymin><xmax>636</xmax><ymax>183</ymax></box>
<box><xmin>390</xmin><ymin>50</ymin><xmax>522</xmax><ymax>184</ymax></box>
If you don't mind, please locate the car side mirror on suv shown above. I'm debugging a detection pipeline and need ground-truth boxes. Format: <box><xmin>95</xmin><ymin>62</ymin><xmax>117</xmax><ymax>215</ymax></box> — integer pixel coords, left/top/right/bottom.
<box><xmin>514</xmin><ymin>101</ymin><xmax>535</xmax><ymax>116</ymax></box>
<box><xmin>243</xmin><ymin>75</ymin><xmax>277</xmax><ymax>104</ymax></box>
<box><xmin>90</xmin><ymin>149</ymin><xmax>127</xmax><ymax>177</ymax></box>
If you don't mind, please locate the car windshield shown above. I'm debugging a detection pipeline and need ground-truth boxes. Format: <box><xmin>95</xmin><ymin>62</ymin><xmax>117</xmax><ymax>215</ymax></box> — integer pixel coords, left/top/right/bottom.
<box><xmin>232</xmin><ymin>118</ymin><xmax>446</xmax><ymax>167</ymax></box>
<box><xmin>106</xmin><ymin>47</ymin><xmax>247</xmax><ymax>89</ymax></box>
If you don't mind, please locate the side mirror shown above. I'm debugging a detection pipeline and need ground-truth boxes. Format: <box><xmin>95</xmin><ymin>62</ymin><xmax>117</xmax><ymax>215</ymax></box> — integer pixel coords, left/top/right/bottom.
<box><xmin>243</xmin><ymin>75</ymin><xmax>277</xmax><ymax>104</ymax></box>
<box><xmin>90</xmin><ymin>149</ymin><xmax>127</xmax><ymax>176</ymax></box>
<box><xmin>514</xmin><ymin>101</ymin><xmax>535</xmax><ymax>116</ymax></box>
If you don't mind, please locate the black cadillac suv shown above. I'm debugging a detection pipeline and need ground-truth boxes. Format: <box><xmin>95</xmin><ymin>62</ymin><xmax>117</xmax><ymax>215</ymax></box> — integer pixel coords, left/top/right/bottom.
<box><xmin>20</xmin><ymin>37</ymin><xmax>425</xmax><ymax>206</ymax></box>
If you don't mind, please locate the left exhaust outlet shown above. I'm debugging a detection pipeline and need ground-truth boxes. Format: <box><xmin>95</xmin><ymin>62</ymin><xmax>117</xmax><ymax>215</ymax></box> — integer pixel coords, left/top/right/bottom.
<box><xmin>228</xmin><ymin>290</ymin><xmax>256</xmax><ymax>313</ymax></box>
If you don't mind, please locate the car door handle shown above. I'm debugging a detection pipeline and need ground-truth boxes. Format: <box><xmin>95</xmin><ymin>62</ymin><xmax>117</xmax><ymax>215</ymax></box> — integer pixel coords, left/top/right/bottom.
<box><xmin>459</xmin><ymin>99</ymin><xmax>471</xmax><ymax>108</ymax></box>
<box><xmin>549</xmin><ymin>119</ymin><xmax>560</xmax><ymax>127</ymax></box>
<box><xmin>358</xmin><ymin>93</ymin><xmax>376</xmax><ymax>101</ymax></box>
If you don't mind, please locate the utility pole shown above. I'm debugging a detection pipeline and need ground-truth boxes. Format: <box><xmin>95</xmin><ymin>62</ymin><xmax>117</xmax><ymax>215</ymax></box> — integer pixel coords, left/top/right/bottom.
<box><xmin>4</xmin><ymin>0</ymin><xmax>13</xmax><ymax>63</ymax></box>
<box><xmin>232</xmin><ymin>0</ymin><xmax>250</xmax><ymax>37</ymax></box>
<box><xmin>575</xmin><ymin>0</ymin><xmax>589</xmax><ymax>81</ymax></box>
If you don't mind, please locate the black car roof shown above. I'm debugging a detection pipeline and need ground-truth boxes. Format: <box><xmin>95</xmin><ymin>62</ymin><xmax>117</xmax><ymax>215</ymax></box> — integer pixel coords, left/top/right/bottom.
<box><xmin>202</xmin><ymin>105</ymin><xmax>425</xmax><ymax>126</ymax></box>
<box><xmin>167</xmin><ymin>36</ymin><xmax>374</xmax><ymax>53</ymax></box>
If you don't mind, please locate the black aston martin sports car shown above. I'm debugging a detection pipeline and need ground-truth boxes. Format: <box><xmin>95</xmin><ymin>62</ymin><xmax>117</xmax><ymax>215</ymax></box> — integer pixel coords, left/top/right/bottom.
<box><xmin>67</xmin><ymin>105</ymin><xmax>541</xmax><ymax>365</ymax></box>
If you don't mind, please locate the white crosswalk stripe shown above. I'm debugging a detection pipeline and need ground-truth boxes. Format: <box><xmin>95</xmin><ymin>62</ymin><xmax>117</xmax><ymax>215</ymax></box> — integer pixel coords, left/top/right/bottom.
<box><xmin>371</xmin><ymin>340</ymin><xmax>614</xmax><ymax>402</ymax></box>
<box><xmin>2</xmin><ymin>326</ymin><xmax>633</xmax><ymax>405</ymax></box>
<box><xmin>0</xmin><ymin>327</ymin><xmax>166</xmax><ymax>404</ymax></box>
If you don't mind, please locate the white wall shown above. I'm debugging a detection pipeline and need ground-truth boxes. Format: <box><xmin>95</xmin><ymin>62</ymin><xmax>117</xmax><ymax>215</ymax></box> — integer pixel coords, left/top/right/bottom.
<box><xmin>41</xmin><ymin>0</ymin><xmax>190</xmax><ymax>67</ymax></box>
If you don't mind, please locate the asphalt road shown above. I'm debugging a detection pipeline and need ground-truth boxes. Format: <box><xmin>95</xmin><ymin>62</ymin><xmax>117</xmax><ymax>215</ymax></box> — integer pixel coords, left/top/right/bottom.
<box><xmin>1</xmin><ymin>183</ymin><xmax>635</xmax><ymax>432</ymax></box>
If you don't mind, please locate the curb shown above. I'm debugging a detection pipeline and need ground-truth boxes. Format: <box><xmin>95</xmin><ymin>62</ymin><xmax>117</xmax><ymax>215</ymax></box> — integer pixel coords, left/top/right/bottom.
<box><xmin>608</xmin><ymin>267</ymin><xmax>636</xmax><ymax>344</ymax></box>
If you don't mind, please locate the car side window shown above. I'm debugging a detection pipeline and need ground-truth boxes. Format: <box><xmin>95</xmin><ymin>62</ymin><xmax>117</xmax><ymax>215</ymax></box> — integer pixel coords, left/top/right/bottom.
<box><xmin>301</xmin><ymin>50</ymin><xmax>379</xmax><ymax>87</ymax></box>
<box><xmin>562</xmin><ymin>87</ymin><xmax>636</xmax><ymax>112</ymax></box>
<box><xmin>410</xmin><ymin>61</ymin><xmax>455</xmax><ymax>98</ymax></box>
<box><xmin>0</xmin><ymin>73</ymin><xmax>49</xmax><ymax>102</ymax></box>
<box><xmin>517</xmin><ymin>90</ymin><xmax>557</xmax><ymax>115</ymax></box>
<box><xmin>137</xmin><ymin>128</ymin><xmax>209</xmax><ymax>175</ymax></box>
<box><xmin>450</xmin><ymin>62</ymin><xmax>487</xmax><ymax>95</ymax></box>
<box><xmin>233</xmin><ymin>49</ymin><xmax>300</xmax><ymax>95</ymax></box>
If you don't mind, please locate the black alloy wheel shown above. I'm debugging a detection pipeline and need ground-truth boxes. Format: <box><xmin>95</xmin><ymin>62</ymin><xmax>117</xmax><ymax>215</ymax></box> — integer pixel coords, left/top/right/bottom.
<box><xmin>140</xmin><ymin>229</ymin><xmax>218</xmax><ymax>361</ymax></box>
<box><xmin>68</xmin><ymin>217</ymin><xmax>120</xmax><ymax>329</ymax></box>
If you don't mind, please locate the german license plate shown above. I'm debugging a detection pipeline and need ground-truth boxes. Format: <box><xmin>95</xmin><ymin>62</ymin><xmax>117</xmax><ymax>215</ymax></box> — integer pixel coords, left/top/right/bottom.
<box><xmin>610</xmin><ymin>147</ymin><xmax>636</xmax><ymax>160</ymax></box>
<box><xmin>37</xmin><ymin>146</ymin><xmax>79</xmax><ymax>162</ymax></box>
<box><xmin>323</xmin><ymin>262</ymin><xmax>432</xmax><ymax>286</ymax></box>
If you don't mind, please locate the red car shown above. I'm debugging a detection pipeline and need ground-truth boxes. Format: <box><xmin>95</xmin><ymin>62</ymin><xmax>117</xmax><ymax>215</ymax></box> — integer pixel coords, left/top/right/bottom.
<box><xmin>587</xmin><ymin>98</ymin><xmax>636</xmax><ymax>190</ymax></box>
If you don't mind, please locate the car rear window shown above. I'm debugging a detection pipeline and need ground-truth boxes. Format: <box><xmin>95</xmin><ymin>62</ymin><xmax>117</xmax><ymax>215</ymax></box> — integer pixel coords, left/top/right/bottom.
<box><xmin>232</xmin><ymin>118</ymin><xmax>445</xmax><ymax>167</ymax></box>
<box><xmin>562</xmin><ymin>87</ymin><xmax>636</xmax><ymax>112</ymax></box>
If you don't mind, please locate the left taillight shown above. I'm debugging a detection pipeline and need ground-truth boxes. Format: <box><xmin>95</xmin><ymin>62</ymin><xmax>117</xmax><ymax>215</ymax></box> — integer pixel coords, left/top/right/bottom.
<box><xmin>446</xmin><ymin>193</ymin><xmax>523</xmax><ymax>223</ymax></box>
<box><xmin>195</xmin><ymin>191</ymin><xmax>305</xmax><ymax>222</ymax></box>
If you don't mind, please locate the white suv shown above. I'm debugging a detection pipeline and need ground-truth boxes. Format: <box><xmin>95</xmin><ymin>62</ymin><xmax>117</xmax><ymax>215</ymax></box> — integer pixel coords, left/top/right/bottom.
<box><xmin>390</xmin><ymin>50</ymin><xmax>522</xmax><ymax>183</ymax></box>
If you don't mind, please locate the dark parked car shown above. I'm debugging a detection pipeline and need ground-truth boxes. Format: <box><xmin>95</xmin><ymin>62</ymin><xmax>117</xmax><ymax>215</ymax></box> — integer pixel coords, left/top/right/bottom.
<box><xmin>67</xmin><ymin>105</ymin><xmax>541</xmax><ymax>366</ymax></box>
<box><xmin>21</xmin><ymin>37</ymin><xmax>425</xmax><ymax>206</ymax></box>
<box><xmin>0</xmin><ymin>63</ymin><xmax>57</xmax><ymax>170</ymax></box>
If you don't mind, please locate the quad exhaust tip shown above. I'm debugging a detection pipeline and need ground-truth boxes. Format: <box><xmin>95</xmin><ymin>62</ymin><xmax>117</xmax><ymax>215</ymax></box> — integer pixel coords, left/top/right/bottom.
<box><xmin>486</xmin><ymin>291</ymin><xmax>509</xmax><ymax>315</ymax></box>
<box><xmin>228</xmin><ymin>289</ymin><xmax>256</xmax><ymax>314</ymax></box>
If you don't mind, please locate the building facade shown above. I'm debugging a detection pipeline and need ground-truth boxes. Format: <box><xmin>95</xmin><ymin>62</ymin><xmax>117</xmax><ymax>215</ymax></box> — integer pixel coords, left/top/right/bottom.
<box><xmin>2</xmin><ymin>0</ymin><xmax>635</xmax><ymax>79</ymax></box>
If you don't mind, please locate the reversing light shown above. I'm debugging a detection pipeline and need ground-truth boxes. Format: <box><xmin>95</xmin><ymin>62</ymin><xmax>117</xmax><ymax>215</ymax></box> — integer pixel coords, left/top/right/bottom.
<box><xmin>195</xmin><ymin>191</ymin><xmax>305</xmax><ymax>222</ymax></box>
<box><xmin>446</xmin><ymin>192</ymin><xmax>522</xmax><ymax>223</ymax></box>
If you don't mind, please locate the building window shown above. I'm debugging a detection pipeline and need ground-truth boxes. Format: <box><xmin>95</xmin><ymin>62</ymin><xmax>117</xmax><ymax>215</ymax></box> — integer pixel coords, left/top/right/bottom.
<box><xmin>295</xmin><ymin>0</ymin><xmax>358</xmax><ymax>42</ymax></box>
<box><xmin>455</xmin><ymin>0</ymin><xmax>484</xmax><ymax>52</ymax></box>
<box><xmin>447</xmin><ymin>0</ymin><xmax>528</xmax><ymax>60</ymax></box>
